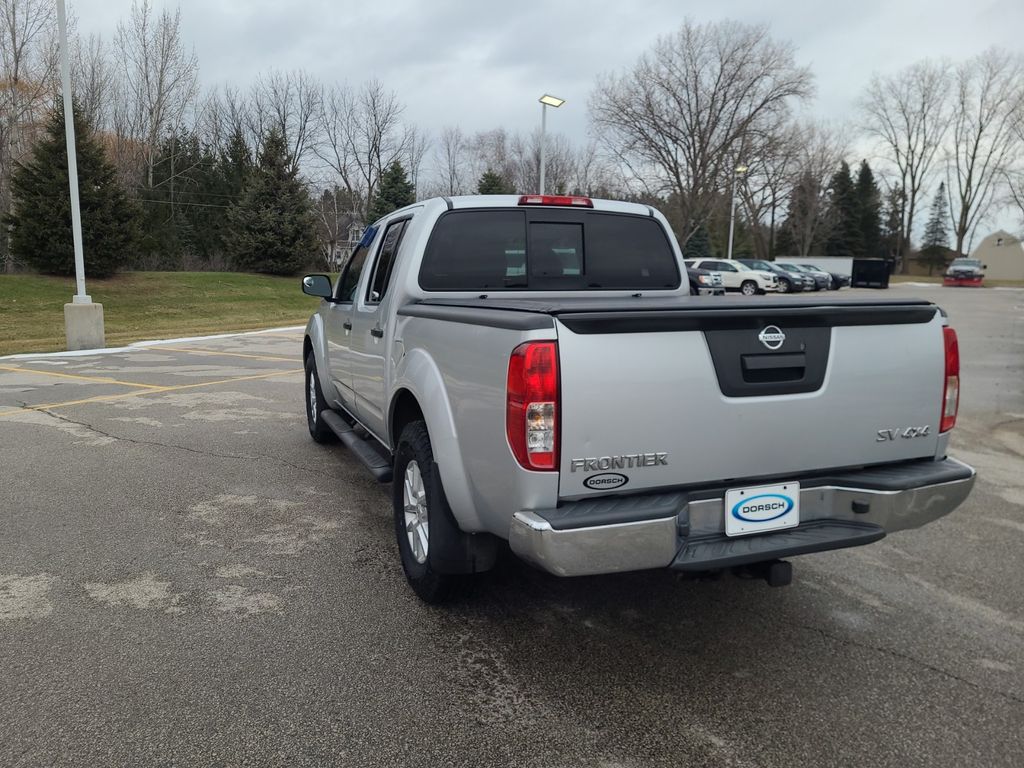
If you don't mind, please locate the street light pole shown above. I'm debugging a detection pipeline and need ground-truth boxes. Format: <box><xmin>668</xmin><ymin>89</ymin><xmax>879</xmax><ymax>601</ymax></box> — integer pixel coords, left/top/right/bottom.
<box><xmin>537</xmin><ymin>94</ymin><xmax>565</xmax><ymax>194</ymax></box>
<box><xmin>539</xmin><ymin>101</ymin><xmax>547</xmax><ymax>195</ymax></box>
<box><xmin>726</xmin><ymin>164</ymin><xmax>748</xmax><ymax>261</ymax></box>
<box><xmin>57</xmin><ymin>0</ymin><xmax>104</xmax><ymax>350</ymax></box>
<box><xmin>56</xmin><ymin>0</ymin><xmax>88</xmax><ymax>304</ymax></box>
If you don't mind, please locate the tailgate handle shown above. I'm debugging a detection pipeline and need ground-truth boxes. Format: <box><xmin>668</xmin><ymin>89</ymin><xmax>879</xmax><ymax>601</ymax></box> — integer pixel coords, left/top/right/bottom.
<box><xmin>741</xmin><ymin>352</ymin><xmax>806</xmax><ymax>383</ymax></box>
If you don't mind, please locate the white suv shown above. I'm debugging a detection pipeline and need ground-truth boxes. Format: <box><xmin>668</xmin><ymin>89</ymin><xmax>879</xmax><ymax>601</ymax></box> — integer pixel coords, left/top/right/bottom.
<box><xmin>685</xmin><ymin>259</ymin><xmax>778</xmax><ymax>295</ymax></box>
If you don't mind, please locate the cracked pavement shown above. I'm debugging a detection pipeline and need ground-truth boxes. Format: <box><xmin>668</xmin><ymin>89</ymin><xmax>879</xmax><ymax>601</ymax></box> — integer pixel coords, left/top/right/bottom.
<box><xmin>1</xmin><ymin>289</ymin><xmax>1023</xmax><ymax>767</ymax></box>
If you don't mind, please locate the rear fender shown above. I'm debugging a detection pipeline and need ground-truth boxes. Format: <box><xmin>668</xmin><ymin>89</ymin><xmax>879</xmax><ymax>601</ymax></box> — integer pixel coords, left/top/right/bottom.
<box><xmin>391</xmin><ymin>347</ymin><xmax>482</xmax><ymax>532</ymax></box>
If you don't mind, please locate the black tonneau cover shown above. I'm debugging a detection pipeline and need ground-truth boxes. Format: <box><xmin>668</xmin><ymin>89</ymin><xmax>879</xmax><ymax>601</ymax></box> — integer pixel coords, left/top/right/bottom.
<box><xmin>399</xmin><ymin>296</ymin><xmax>938</xmax><ymax>334</ymax></box>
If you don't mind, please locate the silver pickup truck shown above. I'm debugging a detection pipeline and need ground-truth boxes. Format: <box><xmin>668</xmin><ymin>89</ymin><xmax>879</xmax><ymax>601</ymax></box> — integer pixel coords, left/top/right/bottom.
<box><xmin>301</xmin><ymin>194</ymin><xmax>975</xmax><ymax>602</ymax></box>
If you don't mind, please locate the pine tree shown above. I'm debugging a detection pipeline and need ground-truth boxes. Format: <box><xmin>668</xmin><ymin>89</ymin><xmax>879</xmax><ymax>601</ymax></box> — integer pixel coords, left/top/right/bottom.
<box><xmin>824</xmin><ymin>161</ymin><xmax>862</xmax><ymax>259</ymax></box>
<box><xmin>477</xmin><ymin>169</ymin><xmax>514</xmax><ymax>195</ymax></box>
<box><xmin>224</xmin><ymin>128</ymin><xmax>317</xmax><ymax>275</ymax></box>
<box><xmin>921</xmin><ymin>182</ymin><xmax>950</xmax><ymax>250</ymax></box>
<box><xmin>369</xmin><ymin>161</ymin><xmax>415</xmax><ymax>221</ymax></box>
<box><xmin>917</xmin><ymin>182</ymin><xmax>952</xmax><ymax>275</ymax></box>
<box><xmin>855</xmin><ymin>160</ymin><xmax>882</xmax><ymax>259</ymax></box>
<box><xmin>682</xmin><ymin>224</ymin><xmax>712</xmax><ymax>261</ymax></box>
<box><xmin>880</xmin><ymin>185</ymin><xmax>905</xmax><ymax>260</ymax></box>
<box><xmin>6</xmin><ymin>101</ymin><xmax>138</xmax><ymax>277</ymax></box>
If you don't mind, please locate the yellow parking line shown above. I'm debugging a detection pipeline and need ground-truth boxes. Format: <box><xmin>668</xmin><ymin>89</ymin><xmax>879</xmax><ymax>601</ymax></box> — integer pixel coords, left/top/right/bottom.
<box><xmin>0</xmin><ymin>368</ymin><xmax>302</xmax><ymax>419</ymax></box>
<box><xmin>157</xmin><ymin>346</ymin><xmax>300</xmax><ymax>363</ymax></box>
<box><xmin>0</xmin><ymin>364</ymin><xmax>164</xmax><ymax>390</ymax></box>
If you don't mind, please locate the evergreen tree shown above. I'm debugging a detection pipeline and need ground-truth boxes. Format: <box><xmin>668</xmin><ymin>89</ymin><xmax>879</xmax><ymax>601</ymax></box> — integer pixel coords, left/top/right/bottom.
<box><xmin>855</xmin><ymin>160</ymin><xmax>882</xmax><ymax>259</ymax></box>
<box><xmin>6</xmin><ymin>101</ymin><xmax>138</xmax><ymax>277</ymax></box>
<box><xmin>477</xmin><ymin>169</ymin><xmax>514</xmax><ymax>195</ymax></box>
<box><xmin>921</xmin><ymin>182</ymin><xmax>950</xmax><ymax>250</ymax></box>
<box><xmin>369</xmin><ymin>161</ymin><xmax>415</xmax><ymax>221</ymax></box>
<box><xmin>773</xmin><ymin>222</ymin><xmax>798</xmax><ymax>257</ymax></box>
<box><xmin>682</xmin><ymin>224</ymin><xmax>712</xmax><ymax>261</ymax></box>
<box><xmin>824</xmin><ymin>161</ymin><xmax>862</xmax><ymax>259</ymax></box>
<box><xmin>880</xmin><ymin>185</ymin><xmax>905</xmax><ymax>260</ymax></box>
<box><xmin>917</xmin><ymin>182</ymin><xmax>953</xmax><ymax>275</ymax></box>
<box><xmin>224</xmin><ymin>128</ymin><xmax>317</xmax><ymax>275</ymax></box>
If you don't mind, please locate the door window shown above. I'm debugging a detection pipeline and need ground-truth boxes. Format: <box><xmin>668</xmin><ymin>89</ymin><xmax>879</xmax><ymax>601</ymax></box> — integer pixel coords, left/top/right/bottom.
<box><xmin>335</xmin><ymin>246</ymin><xmax>369</xmax><ymax>303</ymax></box>
<box><xmin>366</xmin><ymin>220</ymin><xmax>409</xmax><ymax>304</ymax></box>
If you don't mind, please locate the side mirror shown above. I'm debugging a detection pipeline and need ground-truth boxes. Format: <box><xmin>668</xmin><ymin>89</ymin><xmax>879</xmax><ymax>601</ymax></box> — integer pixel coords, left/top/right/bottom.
<box><xmin>983</xmin><ymin>264</ymin><xmax>988</xmax><ymax>269</ymax></box>
<box><xmin>302</xmin><ymin>274</ymin><xmax>333</xmax><ymax>299</ymax></box>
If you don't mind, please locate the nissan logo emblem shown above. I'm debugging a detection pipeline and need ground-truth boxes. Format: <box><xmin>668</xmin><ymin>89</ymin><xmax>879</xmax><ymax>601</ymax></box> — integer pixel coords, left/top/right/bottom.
<box><xmin>758</xmin><ymin>325</ymin><xmax>786</xmax><ymax>350</ymax></box>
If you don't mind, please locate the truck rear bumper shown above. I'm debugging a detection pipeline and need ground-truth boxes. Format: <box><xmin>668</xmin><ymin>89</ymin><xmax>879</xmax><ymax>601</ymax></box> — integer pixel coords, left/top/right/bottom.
<box><xmin>509</xmin><ymin>458</ymin><xmax>976</xmax><ymax>577</ymax></box>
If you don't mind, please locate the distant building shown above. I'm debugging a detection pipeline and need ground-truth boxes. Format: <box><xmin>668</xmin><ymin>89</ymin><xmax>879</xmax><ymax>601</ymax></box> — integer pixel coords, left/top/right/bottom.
<box><xmin>971</xmin><ymin>231</ymin><xmax>1024</xmax><ymax>281</ymax></box>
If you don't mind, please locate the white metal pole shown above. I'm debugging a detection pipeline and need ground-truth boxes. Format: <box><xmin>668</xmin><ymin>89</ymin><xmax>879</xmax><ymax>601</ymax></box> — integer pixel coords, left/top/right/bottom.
<box><xmin>539</xmin><ymin>103</ymin><xmax>547</xmax><ymax>195</ymax></box>
<box><xmin>727</xmin><ymin>172</ymin><xmax>737</xmax><ymax>261</ymax></box>
<box><xmin>56</xmin><ymin>0</ymin><xmax>89</xmax><ymax>304</ymax></box>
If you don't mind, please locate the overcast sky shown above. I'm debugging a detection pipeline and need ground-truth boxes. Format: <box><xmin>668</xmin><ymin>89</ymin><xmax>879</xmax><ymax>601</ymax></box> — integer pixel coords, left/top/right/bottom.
<box><xmin>71</xmin><ymin>0</ymin><xmax>1022</xmax><ymax>146</ymax></box>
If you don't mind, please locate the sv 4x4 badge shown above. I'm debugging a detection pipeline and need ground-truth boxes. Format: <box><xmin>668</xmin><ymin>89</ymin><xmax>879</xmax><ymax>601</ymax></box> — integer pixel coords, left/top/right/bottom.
<box><xmin>877</xmin><ymin>426</ymin><xmax>931</xmax><ymax>441</ymax></box>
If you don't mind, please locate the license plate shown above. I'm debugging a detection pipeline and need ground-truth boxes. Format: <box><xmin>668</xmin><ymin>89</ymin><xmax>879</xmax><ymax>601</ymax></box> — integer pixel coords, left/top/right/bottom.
<box><xmin>725</xmin><ymin>482</ymin><xmax>800</xmax><ymax>537</ymax></box>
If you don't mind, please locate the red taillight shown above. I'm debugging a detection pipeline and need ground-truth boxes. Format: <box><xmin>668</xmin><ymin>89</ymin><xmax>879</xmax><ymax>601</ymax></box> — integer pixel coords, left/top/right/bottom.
<box><xmin>518</xmin><ymin>194</ymin><xmax>593</xmax><ymax>208</ymax></box>
<box><xmin>506</xmin><ymin>341</ymin><xmax>559</xmax><ymax>470</ymax></box>
<box><xmin>941</xmin><ymin>327</ymin><xmax>960</xmax><ymax>433</ymax></box>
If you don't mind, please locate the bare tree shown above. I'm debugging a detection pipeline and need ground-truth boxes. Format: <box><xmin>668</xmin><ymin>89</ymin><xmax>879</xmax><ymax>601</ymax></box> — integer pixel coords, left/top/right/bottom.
<box><xmin>780</xmin><ymin>122</ymin><xmax>847</xmax><ymax>256</ymax></box>
<box><xmin>0</xmin><ymin>0</ymin><xmax>59</xmax><ymax>270</ymax></box>
<box><xmin>571</xmin><ymin>140</ymin><xmax>623</xmax><ymax>197</ymax></box>
<box><xmin>114</xmin><ymin>0</ymin><xmax>198</xmax><ymax>187</ymax></box>
<box><xmin>861</xmin><ymin>60</ymin><xmax>950</xmax><ymax>269</ymax></box>
<box><xmin>250</xmin><ymin>69</ymin><xmax>321</xmax><ymax>173</ymax></box>
<box><xmin>468</xmin><ymin>128</ymin><xmax>514</xmax><ymax>189</ymax></box>
<box><xmin>1006</xmin><ymin>121</ymin><xmax>1024</xmax><ymax>231</ymax></box>
<box><xmin>507</xmin><ymin>130</ymin><xmax>575</xmax><ymax>194</ymax></box>
<box><xmin>316</xmin><ymin>80</ymin><xmax>408</xmax><ymax>220</ymax></box>
<box><xmin>737</xmin><ymin>119</ymin><xmax>802</xmax><ymax>259</ymax></box>
<box><xmin>590</xmin><ymin>19</ymin><xmax>813</xmax><ymax>244</ymax></box>
<box><xmin>72</xmin><ymin>33</ymin><xmax>113</xmax><ymax>131</ymax></box>
<box><xmin>402</xmin><ymin>124</ymin><xmax>429</xmax><ymax>197</ymax></box>
<box><xmin>433</xmin><ymin>126</ymin><xmax>468</xmax><ymax>195</ymax></box>
<box><xmin>945</xmin><ymin>49</ymin><xmax>1024</xmax><ymax>253</ymax></box>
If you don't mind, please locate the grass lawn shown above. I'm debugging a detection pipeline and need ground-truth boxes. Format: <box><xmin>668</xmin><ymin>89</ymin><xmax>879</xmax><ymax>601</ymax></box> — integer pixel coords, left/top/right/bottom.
<box><xmin>0</xmin><ymin>272</ymin><xmax>324</xmax><ymax>355</ymax></box>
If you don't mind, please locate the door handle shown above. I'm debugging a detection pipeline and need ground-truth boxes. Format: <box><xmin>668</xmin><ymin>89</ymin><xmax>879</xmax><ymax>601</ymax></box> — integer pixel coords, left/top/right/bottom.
<box><xmin>370</xmin><ymin>327</ymin><xmax>384</xmax><ymax>339</ymax></box>
<box><xmin>343</xmin><ymin>320</ymin><xmax>352</xmax><ymax>331</ymax></box>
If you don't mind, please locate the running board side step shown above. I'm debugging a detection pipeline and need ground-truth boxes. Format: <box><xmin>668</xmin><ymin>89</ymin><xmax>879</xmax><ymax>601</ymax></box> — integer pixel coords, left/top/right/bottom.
<box><xmin>320</xmin><ymin>410</ymin><xmax>393</xmax><ymax>482</ymax></box>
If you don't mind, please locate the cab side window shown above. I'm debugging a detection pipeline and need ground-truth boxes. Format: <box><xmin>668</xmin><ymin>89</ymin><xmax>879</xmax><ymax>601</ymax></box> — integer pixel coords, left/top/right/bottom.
<box><xmin>367</xmin><ymin>220</ymin><xmax>409</xmax><ymax>304</ymax></box>
<box><xmin>335</xmin><ymin>245</ymin><xmax>369</xmax><ymax>303</ymax></box>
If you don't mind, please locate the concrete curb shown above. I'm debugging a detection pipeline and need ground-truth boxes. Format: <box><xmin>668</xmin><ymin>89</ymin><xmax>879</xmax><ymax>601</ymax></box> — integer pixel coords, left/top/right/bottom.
<box><xmin>0</xmin><ymin>325</ymin><xmax>305</xmax><ymax>362</ymax></box>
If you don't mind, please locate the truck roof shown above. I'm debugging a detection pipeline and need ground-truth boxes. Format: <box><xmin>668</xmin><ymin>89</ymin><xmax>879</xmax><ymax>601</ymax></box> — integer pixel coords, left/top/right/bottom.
<box><xmin>443</xmin><ymin>195</ymin><xmax>653</xmax><ymax>217</ymax></box>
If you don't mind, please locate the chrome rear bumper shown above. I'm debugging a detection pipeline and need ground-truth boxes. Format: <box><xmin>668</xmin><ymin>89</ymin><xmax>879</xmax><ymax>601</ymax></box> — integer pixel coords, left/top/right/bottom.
<box><xmin>509</xmin><ymin>458</ymin><xmax>976</xmax><ymax>577</ymax></box>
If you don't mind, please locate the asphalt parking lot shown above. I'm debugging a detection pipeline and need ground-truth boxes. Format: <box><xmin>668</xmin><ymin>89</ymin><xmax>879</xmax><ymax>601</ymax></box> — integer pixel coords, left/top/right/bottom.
<box><xmin>1</xmin><ymin>285</ymin><xmax>1022</xmax><ymax>767</ymax></box>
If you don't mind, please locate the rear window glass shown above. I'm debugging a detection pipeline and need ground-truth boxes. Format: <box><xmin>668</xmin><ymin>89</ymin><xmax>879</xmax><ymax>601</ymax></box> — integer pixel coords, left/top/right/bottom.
<box><xmin>419</xmin><ymin>210</ymin><xmax>680</xmax><ymax>291</ymax></box>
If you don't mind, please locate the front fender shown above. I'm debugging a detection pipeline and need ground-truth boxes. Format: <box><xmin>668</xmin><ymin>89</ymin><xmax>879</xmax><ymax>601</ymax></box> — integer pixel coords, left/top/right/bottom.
<box><xmin>392</xmin><ymin>347</ymin><xmax>482</xmax><ymax>532</ymax></box>
<box><xmin>305</xmin><ymin>311</ymin><xmax>338</xmax><ymax>403</ymax></box>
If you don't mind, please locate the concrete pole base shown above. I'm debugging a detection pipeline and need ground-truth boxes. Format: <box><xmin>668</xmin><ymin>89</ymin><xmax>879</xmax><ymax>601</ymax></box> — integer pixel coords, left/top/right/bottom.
<box><xmin>64</xmin><ymin>302</ymin><xmax>105</xmax><ymax>351</ymax></box>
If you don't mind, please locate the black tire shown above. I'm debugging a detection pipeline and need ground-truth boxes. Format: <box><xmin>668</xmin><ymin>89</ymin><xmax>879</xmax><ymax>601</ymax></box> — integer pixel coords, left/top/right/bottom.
<box><xmin>304</xmin><ymin>352</ymin><xmax>336</xmax><ymax>444</ymax></box>
<box><xmin>777</xmin><ymin>278</ymin><xmax>791</xmax><ymax>293</ymax></box>
<box><xmin>393</xmin><ymin>421</ymin><xmax>464</xmax><ymax>603</ymax></box>
<box><xmin>740</xmin><ymin>280</ymin><xmax>758</xmax><ymax>296</ymax></box>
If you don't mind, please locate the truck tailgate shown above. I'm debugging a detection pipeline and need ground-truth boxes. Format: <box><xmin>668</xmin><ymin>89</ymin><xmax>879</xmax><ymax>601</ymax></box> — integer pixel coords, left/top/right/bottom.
<box><xmin>554</xmin><ymin>300</ymin><xmax>945</xmax><ymax>498</ymax></box>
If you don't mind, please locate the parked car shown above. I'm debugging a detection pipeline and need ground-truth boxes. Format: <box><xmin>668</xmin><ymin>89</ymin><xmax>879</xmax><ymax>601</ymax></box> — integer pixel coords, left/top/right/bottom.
<box><xmin>686</xmin><ymin>265</ymin><xmax>725</xmax><ymax>295</ymax></box>
<box><xmin>805</xmin><ymin>264</ymin><xmax>851</xmax><ymax>290</ymax></box>
<box><xmin>686</xmin><ymin>258</ymin><xmax>778</xmax><ymax>295</ymax></box>
<box><xmin>737</xmin><ymin>259</ymin><xmax>807</xmax><ymax>293</ymax></box>
<box><xmin>944</xmin><ymin>258</ymin><xmax>986</xmax><ymax>287</ymax></box>
<box><xmin>779</xmin><ymin>263</ymin><xmax>830</xmax><ymax>291</ymax></box>
<box><xmin>300</xmin><ymin>193</ymin><xmax>975</xmax><ymax>602</ymax></box>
